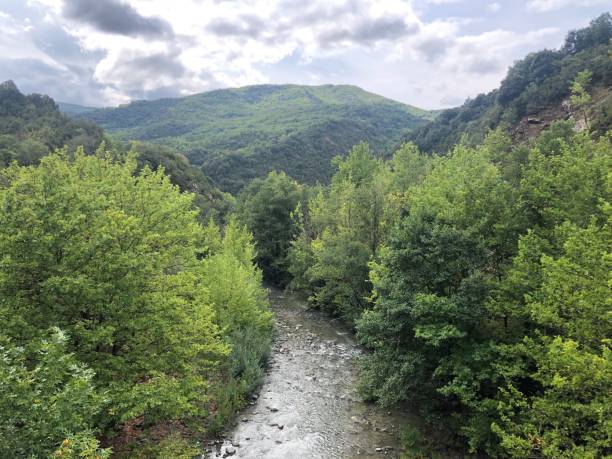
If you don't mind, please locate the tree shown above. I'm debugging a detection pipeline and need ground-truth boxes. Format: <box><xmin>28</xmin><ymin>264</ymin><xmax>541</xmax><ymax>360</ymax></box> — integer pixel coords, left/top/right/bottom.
<box><xmin>487</xmin><ymin>131</ymin><xmax>611</xmax><ymax>458</ymax></box>
<box><xmin>493</xmin><ymin>218</ymin><xmax>611</xmax><ymax>459</ymax></box>
<box><xmin>0</xmin><ymin>329</ymin><xmax>109</xmax><ymax>458</ymax></box>
<box><xmin>357</xmin><ymin>138</ymin><xmax>523</xmax><ymax>455</ymax></box>
<box><xmin>0</xmin><ymin>148</ymin><xmax>229</xmax><ymax>430</ymax></box>
<box><xmin>198</xmin><ymin>217</ymin><xmax>273</xmax><ymax>432</ymax></box>
<box><xmin>293</xmin><ymin>143</ymin><xmax>389</xmax><ymax>322</ymax></box>
<box><xmin>237</xmin><ymin>170</ymin><xmax>301</xmax><ymax>286</ymax></box>
<box><xmin>563</xmin><ymin>13</ymin><xmax>612</xmax><ymax>55</ymax></box>
<box><xmin>570</xmin><ymin>70</ymin><xmax>593</xmax><ymax>130</ymax></box>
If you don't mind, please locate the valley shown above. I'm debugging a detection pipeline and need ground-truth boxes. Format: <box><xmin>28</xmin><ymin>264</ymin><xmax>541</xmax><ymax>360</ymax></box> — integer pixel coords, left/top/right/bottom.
<box><xmin>0</xmin><ymin>10</ymin><xmax>610</xmax><ymax>459</ymax></box>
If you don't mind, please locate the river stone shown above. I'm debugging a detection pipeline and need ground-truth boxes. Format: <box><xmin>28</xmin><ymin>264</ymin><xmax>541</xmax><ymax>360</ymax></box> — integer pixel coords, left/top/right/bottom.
<box><xmin>223</xmin><ymin>445</ymin><xmax>236</xmax><ymax>456</ymax></box>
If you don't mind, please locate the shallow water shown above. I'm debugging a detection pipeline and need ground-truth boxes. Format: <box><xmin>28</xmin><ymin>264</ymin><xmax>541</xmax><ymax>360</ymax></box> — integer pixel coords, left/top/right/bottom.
<box><xmin>206</xmin><ymin>289</ymin><xmax>407</xmax><ymax>458</ymax></box>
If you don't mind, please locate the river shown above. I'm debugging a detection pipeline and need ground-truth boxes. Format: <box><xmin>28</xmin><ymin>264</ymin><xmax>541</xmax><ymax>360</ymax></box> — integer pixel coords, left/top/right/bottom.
<box><xmin>206</xmin><ymin>289</ymin><xmax>407</xmax><ymax>458</ymax></box>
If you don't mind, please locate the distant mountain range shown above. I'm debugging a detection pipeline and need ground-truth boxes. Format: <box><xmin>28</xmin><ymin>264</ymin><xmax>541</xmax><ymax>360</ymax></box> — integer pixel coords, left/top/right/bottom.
<box><xmin>57</xmin><ymin>101</ymin><xmax>96</xmax><ymax>115</ymax></box>
<box><xmin>51</xmin><ymin>15</ymin><xmax>612</xmax><ymax>194</ymax></box>
<box><xmin>73</xmin><ymin>84</ymin><xmax>436</xmax><ymax>192</ymax></box>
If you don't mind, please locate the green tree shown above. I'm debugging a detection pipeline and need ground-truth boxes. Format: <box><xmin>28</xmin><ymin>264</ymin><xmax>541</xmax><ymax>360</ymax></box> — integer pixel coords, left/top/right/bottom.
<box><xmin>356</xmin><ymin>139</ymin><xmax>522</xmax><ymax>454</ymax></box>
<box><xmin>199</xmin><ymin>218</ymin><xmax>273</xmax><ymax>431</ymax></box>
<box><xmin>486</xmin><ymin>132</ymin><xmax>611</xmax><ymax>458</ymax></box>
<box><xmin>570</xmin><ymin>70</ymin><xmax>593</xmax><ymax>129</ymax></box>
<box><xmin>0</xmin><ymin>149</ymin><xmax>229</xmax><ymax>430</ymax></box>
<box><xmin>300</xmin><ymin>143</ymin><xmax>389</xmax><ymax>322</ymax></box>
<box><xmin>238</xmin><ymin>170</ymin><xmax>301</xmax><ymax>286</ymax></box>
<box><xmin>287</xmin><ymin>142</ymin><xmax>434</xmax><ymax>323</ymax></box>
<box><xmin>0</xmin><ymin>329</ymin><xmax>109</xmax><ymax>458</ymax></box>
<box><xmin>493</xmin><ymin>218</ymin><xmax>611</xmax><ymax>458</ymax></box>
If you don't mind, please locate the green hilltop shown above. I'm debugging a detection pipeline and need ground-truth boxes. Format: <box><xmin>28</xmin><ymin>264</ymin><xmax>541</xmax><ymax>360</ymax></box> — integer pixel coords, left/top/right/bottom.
<box><xmin>78</xmin><ymin>84</ymin><xmax>435</xmax><ymax>192</ymax></box>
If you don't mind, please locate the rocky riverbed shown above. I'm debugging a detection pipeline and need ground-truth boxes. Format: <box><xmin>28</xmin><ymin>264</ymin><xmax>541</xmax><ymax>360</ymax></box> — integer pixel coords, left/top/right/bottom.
<box><xmin>206</xmin><ymin>289</ymin><xmax>407</xmax><ymax>458</ymax></box>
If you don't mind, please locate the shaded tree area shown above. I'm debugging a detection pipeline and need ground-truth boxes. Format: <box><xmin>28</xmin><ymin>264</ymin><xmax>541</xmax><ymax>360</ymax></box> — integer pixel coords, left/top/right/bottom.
<box><xmin>237</xmin><ymin>171</ymin><xmax>301</xmax><ymax>286</ymax></box>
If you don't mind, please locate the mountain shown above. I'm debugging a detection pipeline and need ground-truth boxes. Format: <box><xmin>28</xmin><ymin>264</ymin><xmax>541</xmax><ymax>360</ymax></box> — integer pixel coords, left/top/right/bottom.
<box><xmin>407</xmin><ymin>13</ymin><xmax>612</xmax><ymax>154</ymax></box>
<box><xmin>0</xmin><ymin>80</ymin><xmax>104</xmax><ymax>166</ymax></box>
<box><xmin>78</xmin><ymin>84</ymin><xmax>436</xmax><ymax>192</ymax></box>
<box><xmin>57</xmin><ymin>101</ymin><xmax>96</xmax><ymax>115</ymax></box>
<box><xmin>0</xmin><ymin>81</ymin><xmax>232</xmax><ymax>221</ymax></box>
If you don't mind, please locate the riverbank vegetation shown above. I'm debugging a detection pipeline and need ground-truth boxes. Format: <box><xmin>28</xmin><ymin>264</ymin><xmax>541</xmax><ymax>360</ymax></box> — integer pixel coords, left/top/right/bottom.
<box><xmin>241</xmin><ymin>123</ymin><xmax>610</xmax><ymax>458</ymax></box>
<box><xmin>0</xmin><ymin>150</ymin><xmax>271</xmax><ymax>457</ymax></box>
<box><xmin>235</xmin><ymin>21</ymin><xmax>612</xmax><ymax>457</ymax></box>
<box><xmin>233</xmin><ymin>17</ymin><xmax>612</xmax><ymax>457</ymax></box>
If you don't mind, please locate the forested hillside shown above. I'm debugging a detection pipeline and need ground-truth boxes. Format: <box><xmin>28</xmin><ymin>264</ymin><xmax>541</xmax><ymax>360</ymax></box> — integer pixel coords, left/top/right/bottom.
<box><xmin>0</xmin><ymin>80</ymin><xmax>104</xmax><ymax>166</ymax></box>
<box><xmin>78</xmin><ymin>84</ymin><xmax>435</xmax><ymax>192</ymax></box>
<box><xmin>408</xmin><ymin>13</ymin><xmax>612</xmax><ymax>153</ymax></box>
<box><xmin>0</xmin><ymin>82</ymin><xmax>232</xmax><ymax>221</ymax></box>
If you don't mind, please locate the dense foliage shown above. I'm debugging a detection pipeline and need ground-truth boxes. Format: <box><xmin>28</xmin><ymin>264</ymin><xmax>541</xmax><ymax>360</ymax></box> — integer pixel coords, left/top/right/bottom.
<box><xmin>0</xmin><ymin>329</ymin><xmax>109</xmax><ymax>458</ymax></box>
<box><xmin>0</xmin><ymin>150</ymin><xmax>271</xmax><ymax>456</ymax></box>
<box><xmin>0</xmin><ymin>82</ymin><xmax>232</xmax><ymax>223</ymax></box>
<box><xmin>123</xmin><ymin>142</ymin><xmax>234</xmax><ymax>222</ymax></box>
<box><xmin>408</xmin><ymin>14</ymin><xmax>612</xmax><ymax>153</ymax></box>
<box><xmin>0</xmin><ymin>80</ymin><xmax>104</xmax><ymax>166</ymax></box>
<box><xmin>237</xmin><ymin>171</ymin><xmax>301</xmax><ymax>286</ymax></box>
<box><xmin>2</xmin><ymin>12</ymin><xmax>611</xmax><ymax>459</ymax></box>
<box><xmin>280</xmin><ymin>125</ymin><xmax>611</xmax><ymax>457</ymax></box>
<box><xmin>78</xmin><ymin>84</ymin><xmax>435</xmax><ymax>192</ymax></box>
<box><xmin>288</xmin><ymin>143</ymin><xmax>401</xmax><ymax>323</ymax></box>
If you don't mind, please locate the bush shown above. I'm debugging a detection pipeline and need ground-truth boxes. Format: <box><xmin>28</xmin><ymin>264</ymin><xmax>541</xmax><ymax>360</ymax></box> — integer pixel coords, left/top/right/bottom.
<box><xmin>0</xmin><ymin>328</ymin><xmax>109</xmax><ymax>458</ymax></box>
<box><xmin>0</xmin><ymin>149</ymin><xmax>229</xmax><ymax>442</ymax></box>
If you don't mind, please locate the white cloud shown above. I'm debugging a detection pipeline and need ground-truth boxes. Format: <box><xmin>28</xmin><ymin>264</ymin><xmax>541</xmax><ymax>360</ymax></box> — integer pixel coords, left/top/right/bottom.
<box><xmin>526</xmin><ymin>0</ymin><xmax>610</xmax><ymax>12</ymax></box>
<box><xmin>0</xmin><ymin>8</ymin><xmax>64</xmax><ymax>68</ymax></box>
<box><xmin>27</xmin><ymin>0</ymin><xmax>427</xmax><ymax>103</ymax></box>
<box><xmin>487</xmin><ymin>2</ymin><xmax>502</xmax><ymax>12</ymax></box>
<box><xmin>0</xmin><ymin>0</ymin><xmax>584</xmax><ymax>108</ymax></box>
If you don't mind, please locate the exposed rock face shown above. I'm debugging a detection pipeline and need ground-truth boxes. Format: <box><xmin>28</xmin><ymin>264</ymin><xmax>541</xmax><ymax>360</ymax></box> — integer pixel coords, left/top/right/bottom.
<box><xmin>513</xmin><ymin>87</ymin><xmax>611</xmax><ymax>142</ymax></box>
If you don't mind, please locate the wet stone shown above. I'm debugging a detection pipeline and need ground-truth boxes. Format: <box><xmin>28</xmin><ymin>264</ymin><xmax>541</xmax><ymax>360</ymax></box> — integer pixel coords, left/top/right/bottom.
<box><xmin>205</xmin><ymin>289</ymin><xmax>406</xmax><ymax>459</ymax></box>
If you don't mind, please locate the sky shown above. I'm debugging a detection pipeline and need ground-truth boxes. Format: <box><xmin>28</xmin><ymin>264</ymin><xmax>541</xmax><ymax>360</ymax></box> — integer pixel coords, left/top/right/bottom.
<box><xmin>0</xmin><ymin>0</ymin><xmax>610</xmax><ymax>109</ymax></box>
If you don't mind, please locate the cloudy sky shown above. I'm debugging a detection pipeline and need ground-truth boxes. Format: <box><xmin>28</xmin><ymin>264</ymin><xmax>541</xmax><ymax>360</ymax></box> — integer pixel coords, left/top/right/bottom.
<box><xmin>0</xmin><ymin>0</ymin><xmax>609</xmax><ymax>109</ymax></box>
